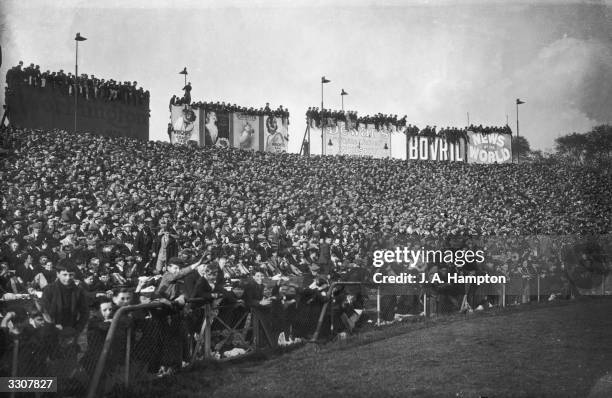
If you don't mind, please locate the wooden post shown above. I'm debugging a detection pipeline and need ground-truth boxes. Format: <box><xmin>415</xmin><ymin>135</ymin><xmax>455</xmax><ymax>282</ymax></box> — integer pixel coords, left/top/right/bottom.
<box><xmin>10</xmin><ymin>338</ymin><xmax>19</xmax><ymax>398</ymax></box>
<box><xmin>376</xmin><ymin>286</ymin><xmax>380</xmax><ymax>326</ymax></box>
<box><xmin>124</xmin><ymin>326</ymin><xmax>132</xmax><ymax>388</ymax></box>
<box><xmin>204</xmin><ymin>305</ymin><xmax>212</xmax><ymax>358</ymax></box>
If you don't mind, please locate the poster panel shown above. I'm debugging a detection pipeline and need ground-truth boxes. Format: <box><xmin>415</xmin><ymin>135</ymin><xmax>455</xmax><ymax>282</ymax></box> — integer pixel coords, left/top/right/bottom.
<box><xmin>232</xmin><ymin>112</ymin><xmax>261</xmax><ymax>151</ymax></box>
<box><xmin>170</xmin><ymin>104</ymin><xmax>200</xmax><ymax>145</ymax></box>
<box><xmin>264</xmin><ymin>115</ymin><xmax>289</xmax><ymax>153</ymax></box>
<box><xmin>467</xmin><ymin>131</ymin><xmax>512</xmax><ymax>164</ymax></box>
<box><xmin>204</xmin><ymin>110</ymin><xmax>231</xmax><ymax>147</ymax></box>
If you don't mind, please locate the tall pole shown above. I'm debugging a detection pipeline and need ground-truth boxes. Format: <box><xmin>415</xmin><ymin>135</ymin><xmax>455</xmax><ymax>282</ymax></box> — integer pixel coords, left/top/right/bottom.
<box><xmin>467</xmin><ymin>112</ymin><xmax>470</xmax><ymax>127</ymax></box>
<box><xmin>74</xmin><ymin>39</ymin><xmax>78</xmax><ymax>133</ymax></box>
<box><xmin>321</xmin><ymin>81</ymin><xmax>324</xmax><ymax>156</ymax></box>
<box><xmin>516</xmin><ymin>101</ymin><xmax>519</xmax><ymax>164</ymax></box>
<box><xmin>307</xmin><ymin>116</ymin><xmax>311</xmax><ymax>156</ymax></box>
<box><xmin>74</xmin><ymin>33</ymin><xmax>87</xmax><ymax>133</ymax></box>
<box><xmin>516</xmin><ymin>98</ymin><xmax>524</xmax><ymax>164</ymax></box>
<box><xmin>321</xmin><ymin>76</ymin><xmax>331</xmax><ymax>156</ymax></box>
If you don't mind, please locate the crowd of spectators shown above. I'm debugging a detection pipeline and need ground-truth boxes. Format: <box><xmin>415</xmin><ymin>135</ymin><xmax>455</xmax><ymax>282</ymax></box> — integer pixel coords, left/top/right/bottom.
<box><xmin>306</xmin><ymin>108</ymin><xmax>408</xmax><ymax>130</ymax></box>
<box><xmin>305</xmin><ymin>109</ymin><xmax>513</xmax><ymax>142</ymax></box>
<box><xmin>5</xmin><ymin>62</ymin><xmax>150</xmax><ymax>107</ymax></box>
<box><xmin>171</xmin><ymin>94</ymin><xmax>290</xmax><ymax>120</ymax></box>
<box><xmin>0</xmin><ymin>126</ymin><xmax>610</xmax><ymax>379</ymax></box>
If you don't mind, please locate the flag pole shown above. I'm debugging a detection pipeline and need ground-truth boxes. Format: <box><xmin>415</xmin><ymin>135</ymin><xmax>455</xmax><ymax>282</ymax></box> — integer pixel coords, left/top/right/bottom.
<box><xmin>320</xmin><ymin>77</ymin><xmax>331</xmax><ymax>156</ymax></box>
<box><xmin>516</xmin><ymin>101</ymin><xmax>519</xmax><ymax>164</ymax></box>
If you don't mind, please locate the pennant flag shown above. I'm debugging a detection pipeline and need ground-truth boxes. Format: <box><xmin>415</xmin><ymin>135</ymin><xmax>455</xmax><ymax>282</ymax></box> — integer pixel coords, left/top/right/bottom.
<box><xmin>516</xmin><ymin>98</ymin><xmax>525</xmax><ymax>105</ymax></box>
<box><xmin>341</xmin><ymin>89</ymin><xmax>348</xmax><ymax>96</ymax></box>
<box><xmin>321</xmin><ymin>76</ymin><xmax>330</xmax><ymax>84</ymax></box>
<box><xmin>75</xmin><ymin>32</ymin><xmax>87</xmax><ymax>41</ymax></box>
<box><xmin>179</xmin><ymin>67</ymin><xmax>188</xmax><ymax>75</ymax></box>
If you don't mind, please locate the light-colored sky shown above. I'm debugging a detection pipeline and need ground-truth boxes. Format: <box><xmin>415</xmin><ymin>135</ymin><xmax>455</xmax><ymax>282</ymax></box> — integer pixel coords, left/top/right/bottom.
<box><xmin>1</xmin><ymin>0</ymin><xmax>611</xmax><ymax>156</ymax></box>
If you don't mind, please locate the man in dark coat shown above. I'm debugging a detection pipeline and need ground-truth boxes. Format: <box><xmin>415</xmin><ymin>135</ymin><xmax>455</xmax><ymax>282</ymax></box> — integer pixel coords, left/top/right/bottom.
<box><xmin>40</xmin><ymin>263</ymin><xmax>89</xmax><ymax>333</ymax></box>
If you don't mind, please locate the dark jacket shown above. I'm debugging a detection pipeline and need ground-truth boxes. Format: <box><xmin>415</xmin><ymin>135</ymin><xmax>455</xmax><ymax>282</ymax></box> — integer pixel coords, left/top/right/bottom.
<box><xmin>41</xmin><ymin>280</ymin><xmax>89</xmax><ymax>332</ymax></box>
<box><xmin>152</xmin><ymin>234</ymin><xmax>179</xmax><ymax>260</ymax></box>
<box><xmin>183</xmin><ymin>271</ymin><xmax>225</xmax><ymax>302</ymax></box>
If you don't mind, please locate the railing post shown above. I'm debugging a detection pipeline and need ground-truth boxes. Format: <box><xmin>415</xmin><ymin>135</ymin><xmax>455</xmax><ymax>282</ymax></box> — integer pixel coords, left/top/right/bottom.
<box><xmin>204</xmin><ymin>305</ymin><xmax>212</xmax><ymax>358</ymax></box>
<box><xmin>423</xmin><ymin>292</ymin><xmax>427</xmax><ymax>317</ymax></box>
<box><xmin>252</xmin><ymin>309</ymin><xmax>262</xmax><ymax>349</ymax></box>
<box><xmin>537</xmin><ymin>274</ymin><xmax>540</xmax><ymax>303</ymax></box>
<box><xmin>502</xmin><ymin>283</ymin><xmax>506</xmax><ymax>307</ymax></box>
<box><xmin>376</xmin><ymin>286</ymin><xmax>380</xmax><ymax>326</ymax></box>
<box><xmin>124</xmin><ymin>325</ymin><xmax>132</xmax><ymax>389</ymax></box>
<box><xmin>10</xmin><ymin>338</ymin><xmax>19</xmax><ymax>398</ymax></box>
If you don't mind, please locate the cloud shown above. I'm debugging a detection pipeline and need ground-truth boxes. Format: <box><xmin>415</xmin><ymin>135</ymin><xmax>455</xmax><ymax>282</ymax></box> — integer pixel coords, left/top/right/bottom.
<box><xmin>510</xmin><ymin>36</ymin><xmax>612</xmax><ymax>148</ymax></box>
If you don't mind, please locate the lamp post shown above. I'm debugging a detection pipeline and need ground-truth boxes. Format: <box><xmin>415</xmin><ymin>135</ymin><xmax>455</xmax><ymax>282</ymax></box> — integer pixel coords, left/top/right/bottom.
<box><xmin>516</xmin><ymin>98</ymin><xmax>525</xmax><ymax>164</ymax></box>
<box><xmin>74</xmin><ymin>32</ymin><xmax>87</xmax><ymax>133</ymax></box>
<box><xmin>321</xmin><ymin>76</ymin><xmax>330</xmax><ymax>155</ymax></box>
<box><xmin>340</xmin><ymin>89</ymin><xmax>348</xmax><ymax>154</ymax></box>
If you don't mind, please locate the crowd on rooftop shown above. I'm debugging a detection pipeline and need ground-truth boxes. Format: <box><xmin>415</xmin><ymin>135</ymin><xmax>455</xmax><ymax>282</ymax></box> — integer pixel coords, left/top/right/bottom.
<box><xmin>5</xmin><ymin>62</ymin><xmax>150</xmax><ymax>107</ymax></box>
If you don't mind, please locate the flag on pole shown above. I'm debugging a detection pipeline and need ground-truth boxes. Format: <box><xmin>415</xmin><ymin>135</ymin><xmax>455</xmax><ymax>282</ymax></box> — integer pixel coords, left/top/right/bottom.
<box><xmin>75</xmin><ymin>32</ymin><xmax>87</xmax><ymax>41</ymax></box>
<box><xmin>516</xmin><ymin>98</ymin><xmax>525</xmax><ymax>105</ymax></box>
<box><xmin>321</xmin><ymin>76</ymin><xmax>330</xmax><ymax>84</ymax></box>
<box><xmin>179</xmin><ymin>67</ymin><xmax>188</xmax><ymax>75</ymax></box>
<box><xmin>341</xmin><ymin>89</ymin><xmax>348</xmax><ymax>96</ymax></box>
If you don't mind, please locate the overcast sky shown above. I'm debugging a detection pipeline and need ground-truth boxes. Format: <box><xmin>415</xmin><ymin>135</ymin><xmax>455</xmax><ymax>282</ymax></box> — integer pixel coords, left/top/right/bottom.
<box><xmin>1</xmin><ymin>0</ymin><xmax>611</xmax><ymax>156</ymax></box>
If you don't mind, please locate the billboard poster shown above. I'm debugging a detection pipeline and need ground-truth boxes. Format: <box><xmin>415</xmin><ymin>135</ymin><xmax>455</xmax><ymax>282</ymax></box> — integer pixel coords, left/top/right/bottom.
<box><xmin>204</xmin><ymin>110</ymin><xmax>231</xmax><ymax>147</ymax></box>
<box><xmin>264</xmin><ymin>115</ymin><xmax>289</xmax><ymax>153</ymax></box>
<box><xmin>170</xmin><ymin>104</ymin><xmax>200</xmax><ymax>145</ymax></box>
<box><xmin>406</xmin><ymin>136</ymin><xmax>466</xmax><ymax>162</ymax></box>
<box><xmin>232</xmin><ymin>112</ymin><xmax>261</xmax><ymax>151</ymax></box>
<box><xmin>467</xmin><ymin>131</ymin><xmax>512</xmax><ymax>164</ymax></box>
<box><xmin>323</xmin><ymin>122</ymin><xmax>391</xmax><ymax>158</ymax></box>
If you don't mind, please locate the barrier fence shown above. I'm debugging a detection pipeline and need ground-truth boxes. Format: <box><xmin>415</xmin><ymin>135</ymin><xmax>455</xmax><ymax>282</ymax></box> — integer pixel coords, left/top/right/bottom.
<box><xmin>1</xmin><ymin>271</ymin><xmax>610</xmax><ymax>397</ymax></box>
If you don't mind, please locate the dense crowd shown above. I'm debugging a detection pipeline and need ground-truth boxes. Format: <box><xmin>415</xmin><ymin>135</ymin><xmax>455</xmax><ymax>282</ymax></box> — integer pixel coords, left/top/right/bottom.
<box><xmin>171</xmin><ymin>94</ymin><xmax>290</xmax><ymax>120</ymax></box>
<box><xmin>0</xmin><ymin>126</ymin><xmax>610</xmax><ymax>379</ymax></box>
<box><xmin>5</xmin><ymin>62</ymin><xmax>150</xmax><ymax>107</ymax></box>
<box><xmin>305</xmin><ymin>109</ymin><xmax>514</xmax><ymax>139</ymax></box>
<box><xmin>306</xmin><ymin>108</ymin><xmax>408</xmax><ymax>129</ymax></box>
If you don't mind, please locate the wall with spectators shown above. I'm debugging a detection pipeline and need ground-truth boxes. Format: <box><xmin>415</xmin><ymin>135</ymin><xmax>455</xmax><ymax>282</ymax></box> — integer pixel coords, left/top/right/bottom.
<box><xmin>5</xmin><ymin>63</ymin><xmax>150</xmax><ymax>140</ymax></box>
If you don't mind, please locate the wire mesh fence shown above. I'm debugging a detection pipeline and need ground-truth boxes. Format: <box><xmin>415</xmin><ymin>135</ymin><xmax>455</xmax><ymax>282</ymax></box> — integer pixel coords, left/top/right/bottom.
<box><xmin>2</xmin><ymin>276</ymin><xmax>610</xmax><ymax>397</ymax></box>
